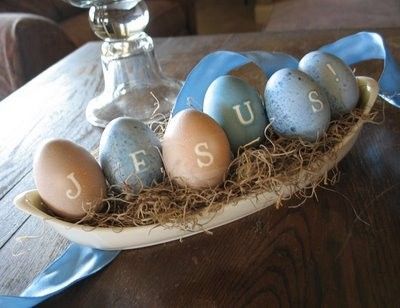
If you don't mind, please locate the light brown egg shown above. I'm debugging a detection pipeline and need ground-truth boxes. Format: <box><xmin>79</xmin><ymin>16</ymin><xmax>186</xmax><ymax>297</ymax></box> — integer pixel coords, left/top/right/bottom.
<box><xmin>33</xmin><ymin>139</ymin><xmax>107</xmax><ymax>220</ymax></box>
<box><xmin>162</xmin><ymin>109</ymin><xmax>232</xmax><ymax>189</ymax></box>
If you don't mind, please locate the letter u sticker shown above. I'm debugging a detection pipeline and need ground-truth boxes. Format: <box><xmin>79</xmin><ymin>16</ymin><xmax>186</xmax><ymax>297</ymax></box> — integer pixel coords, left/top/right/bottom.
<box><xmin>232</xmin><ymin>101</ymin><xmax>255</xmax><ymax>125</ymax></box>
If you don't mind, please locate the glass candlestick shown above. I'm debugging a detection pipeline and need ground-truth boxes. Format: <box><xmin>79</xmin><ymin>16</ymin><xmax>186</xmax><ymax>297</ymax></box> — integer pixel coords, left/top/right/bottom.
<box><xmin>64</xmin><ymin>0</ymin><xmax>182</xmax><ymax>127</ymax></box>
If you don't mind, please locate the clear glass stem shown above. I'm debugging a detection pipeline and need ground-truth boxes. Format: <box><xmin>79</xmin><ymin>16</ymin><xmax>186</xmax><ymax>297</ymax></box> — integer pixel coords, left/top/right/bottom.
<box><xmin>65</xmin><ymin>0</ymin><xmax>183</xmax><ymax>127</ymax></box>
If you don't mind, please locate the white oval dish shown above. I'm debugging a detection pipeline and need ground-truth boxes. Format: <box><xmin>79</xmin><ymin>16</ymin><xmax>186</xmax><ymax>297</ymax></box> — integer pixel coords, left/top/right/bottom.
<box><xmin>14</xmin><ymin>77</ymin><xmax>379</xmax><ymax>250</ymax></box>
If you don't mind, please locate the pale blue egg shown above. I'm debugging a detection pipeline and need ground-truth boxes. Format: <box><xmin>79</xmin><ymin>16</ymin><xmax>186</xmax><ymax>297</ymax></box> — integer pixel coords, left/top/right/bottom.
<box><xmin>99</xmin><ymin>117</ymin><xmax>163</xmax><ymax>193</ymax></box>
<box><xmin>203</xmin><ymin>75</ymin><xmax>268</xmax><ymax>153</ymax></box>
<box><xmin>299</xmin><ymin>51</ymin><xmax>359</xmax><ymax>116</ymax></box>
<box><xmin>264</xmin><ymin>68</ymin><xmax>331</xmax><ymax>141</ymax></box>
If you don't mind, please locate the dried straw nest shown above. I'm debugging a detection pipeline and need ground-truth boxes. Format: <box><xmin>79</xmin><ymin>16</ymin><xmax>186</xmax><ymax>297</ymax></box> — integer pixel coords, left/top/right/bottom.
<box><xmin>77</xmin><ymin>101</ymin><xmax>382</xmax><ymax>229</ymax></box>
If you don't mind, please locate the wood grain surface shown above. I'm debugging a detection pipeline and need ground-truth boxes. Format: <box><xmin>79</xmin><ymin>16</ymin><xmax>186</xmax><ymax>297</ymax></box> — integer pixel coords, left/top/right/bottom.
<box><xmin>0</xmin><ymin>29</ymin><xmax>400</xmax><ymax>307</ymax></box>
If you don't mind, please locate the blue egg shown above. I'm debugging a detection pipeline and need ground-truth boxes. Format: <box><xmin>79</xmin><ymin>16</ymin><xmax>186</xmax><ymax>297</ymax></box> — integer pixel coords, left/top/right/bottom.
<box><xmin>203</xmin><ymin>75</ymin><xmax>268</xmax><ymax>153</ymax></box>
<box><xmin>299</xmin><ymin>51</ymin><xmax>359</xmax><ymax>116</ymax></box>
<box><xmin>99</xmin><ymin>117</ymin><xmax>163</xmax><ymax>193</ymax></box>
<box><xmin>264</xmin><ymin>68</ymin><xmax>331</xmax><ymax>141</ymax></box>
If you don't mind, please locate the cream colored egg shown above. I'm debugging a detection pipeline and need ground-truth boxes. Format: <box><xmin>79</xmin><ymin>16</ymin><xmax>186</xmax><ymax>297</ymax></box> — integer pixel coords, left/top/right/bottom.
<box><xmin>162</xmin><ymin>109</ymin><xmax>231</xmax><ymax>189</ymax></box>
<box><xmin>33</xmin><ymin>139</ymin><xmax>107</xmax><ymax>220</ymax></box>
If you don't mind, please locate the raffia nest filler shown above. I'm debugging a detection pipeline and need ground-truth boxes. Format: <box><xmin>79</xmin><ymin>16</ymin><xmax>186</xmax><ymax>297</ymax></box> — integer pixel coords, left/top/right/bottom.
<box><xmin>77</xmin><ymin>76</ymin><xmax>381</xmax><ymax>230</ymax></box>
<box><xmin>68</xmin><ymin>66</ymin><xmax>383</xmax><ymax>229</ymax></box>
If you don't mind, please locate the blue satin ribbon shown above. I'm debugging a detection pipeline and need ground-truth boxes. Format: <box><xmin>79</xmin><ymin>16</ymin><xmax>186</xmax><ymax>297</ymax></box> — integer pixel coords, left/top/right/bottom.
<box><xmin>2</xmin><ymin>31</ymin><xmax>399</xmax><ymax>308</ymax></box>
<box><xmin>171</xmin><ymin>51</ymin><xmax>298</xmax><ymax>114</ymax></box>
<box><xmin>173</xmin><ymin>31</ymin><xmax>400</xmax><ymax>115</ymax></box>
<box><xmin>0</xmin><ymin>244</ymin><xmax>119</xmax><ymax>308</ymax></box>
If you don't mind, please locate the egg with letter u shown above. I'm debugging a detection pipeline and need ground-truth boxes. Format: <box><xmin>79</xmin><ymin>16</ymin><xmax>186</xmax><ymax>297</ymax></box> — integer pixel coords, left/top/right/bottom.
<box><xmin>33</xmin><ymin>139</ymin><xmax>107</xmax><ymax>220</ymax></box>
<box><xmin>264</xmin><ymin>68</ymin><xmax>331</xmax><ymax>141</ymax></box>
<box><xmin>162</xmin><ymin>109</ymin><xmax>232</xmax><ymax>189</ymax></box>
<box><xmin>99</xmin><ymin>117</ymin><xmax>163</xmax><ymax>193</ymax></box>
<box><xmin>203</xmin><ymin>75</ymin><xmax>268</xmax><ymax>153</ymax></box>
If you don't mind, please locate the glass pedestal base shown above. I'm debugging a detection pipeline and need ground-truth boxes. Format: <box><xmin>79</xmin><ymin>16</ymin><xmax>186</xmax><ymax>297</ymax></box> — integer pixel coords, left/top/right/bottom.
<box><xmin>86</xmin><ymin>78</ymin><xmax>182</xmax><ymax>127</ymax></box>
<box><xmin>86</xmin><ymin>33</ymin><xmax>182</xmax><ymax>128</ymax></box>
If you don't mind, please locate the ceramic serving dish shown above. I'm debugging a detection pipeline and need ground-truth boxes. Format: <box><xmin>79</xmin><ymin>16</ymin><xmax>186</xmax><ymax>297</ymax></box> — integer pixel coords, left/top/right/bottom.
<box><xmin>14</xmin><ymin>76</ymin><xmax>379</xmax><ymax>250</ymax></box>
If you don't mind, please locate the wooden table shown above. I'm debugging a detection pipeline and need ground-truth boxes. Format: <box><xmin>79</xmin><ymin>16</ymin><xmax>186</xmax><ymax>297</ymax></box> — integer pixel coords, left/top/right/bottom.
<box><xmin>1</xmin><ymin>29</ymin><xmax>400</xmax><ymax>307</ymax></box>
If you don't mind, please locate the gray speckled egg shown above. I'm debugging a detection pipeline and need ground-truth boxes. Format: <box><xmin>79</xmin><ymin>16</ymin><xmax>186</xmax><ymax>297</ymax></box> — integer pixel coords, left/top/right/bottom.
<box><xmin>299</xmin><ymin>51</ymin><xmax>359</xmax><ymax>116</ymax></box>
<box><xmin>264</xmin><ymin>68</ymin><xmax>331</xmax><ymax>141</ymax></box>
<box><xmin>203</xmin><ymin>75</ymin><xmax>268</xmax><ymax>153</ymax></box>
<box><xmin>99</xmin><ymin>117</ymin><xmax>163</xmax><ymax>193</ymax></box>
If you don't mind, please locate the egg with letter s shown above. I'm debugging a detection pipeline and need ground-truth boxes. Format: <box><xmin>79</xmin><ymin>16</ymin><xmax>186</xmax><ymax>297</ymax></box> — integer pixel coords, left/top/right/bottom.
<box><xmin>99</xmin><ymin>117</ymin><xmax>163</xmax><ymax>193</ymax></box>
<box><xmin>264</xmin><ymin>68</ymin><xmax>331</xmax><ymax>141</ymax></box>
<box><xmin>299</xmin><ymin>51</ymin><xmax>359</xmax><ymax>116</ymax></box>
<box><xmin>203</xmin><ymin>75</ymin><xmax>268</xmax><ymax>153</ymax></box>
<box><xmin>162</xmin><ymin>109</ymin><xmax>231</xmax><ymax>189</ymax></box>
<box><xmin>33</xmin><ymin>139</ymin><xmax>107</xmax><ymax>220</ymax></box>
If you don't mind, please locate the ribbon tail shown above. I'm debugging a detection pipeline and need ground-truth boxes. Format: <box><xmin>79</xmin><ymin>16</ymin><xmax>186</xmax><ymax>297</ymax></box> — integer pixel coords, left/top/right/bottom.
<box><xmin>0</xmin><ymin>244</ymin><xmax>119</xmax><ymax>308</ymax></box>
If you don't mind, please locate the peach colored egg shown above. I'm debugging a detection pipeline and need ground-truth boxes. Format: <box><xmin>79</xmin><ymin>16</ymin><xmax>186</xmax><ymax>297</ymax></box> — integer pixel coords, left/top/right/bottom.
<box><xmin>33</xmin><ymin>139</ymin><xmax>107</xmax><ymax>220</ymax></box>
<box><xmin>162</xmin><ymin>109</ymin><xmax>231</xmax><ymax>189</ymax></box>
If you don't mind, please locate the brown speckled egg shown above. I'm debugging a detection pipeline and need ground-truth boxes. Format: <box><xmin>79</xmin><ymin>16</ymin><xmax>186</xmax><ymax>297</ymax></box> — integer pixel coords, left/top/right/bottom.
<box><xmin>162</xmin><ymin>109</ymin><xmax>231</xmax><ymax>189</ymax></box>
<box><xmin>33</xmin><ymin>139</ymin><xmax>107</xmax><ymax>220</ymax></box>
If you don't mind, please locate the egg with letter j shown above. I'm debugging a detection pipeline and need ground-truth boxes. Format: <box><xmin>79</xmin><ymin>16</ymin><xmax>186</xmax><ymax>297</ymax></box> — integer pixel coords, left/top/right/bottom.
<box><xmin>33</xmin><ymin>139</ymin><xmax>107</xmax><ymax>220</ymax></box>
<box><xmin>99</xmin><ymin>117</ymin><xmax>163</xmax><ymax>193</ymax></box>
<box><xmin>162</xmin><ymin>109</ymin><xmax>231</xmax><ymax>189</ymax></box>
<box><xmin>264</xmin><ymin>68</ymin><xmax>331</xmax><ymax>141</ymax></box>
<box><xmin>299</xmin><ymin>51</ymin><xmax>359</xmax><ymax>116</ymax></box>
<box><xmin>203</xmin><ymin>75</ymin><xmax>268</xmax><ymax>153</ymax></box>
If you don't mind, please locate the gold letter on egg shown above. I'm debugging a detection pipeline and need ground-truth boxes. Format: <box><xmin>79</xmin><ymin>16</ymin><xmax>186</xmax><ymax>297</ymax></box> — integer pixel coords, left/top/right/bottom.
<box><xmin>308</xmin><ymin>91</ymin><xmax>324</xmax><ymax>113</ymax></box>
<box><xmin>129</xmin><ymin>150</ymin><xmax>148</xmax><ymax>173</ymax></box>
<box><xmin>66</xmin><ymin>172</ymin><xmax>82</xmax><ymax>199</ymax></box>
<box><xmin>232</xmin><ymin>101</ymin><xmax>255</xmax><ymax>125</ymax></box>
<box><xmin>194</xmin><ymin>142</ymin><xmax>214</xmax><ymax>168</ymax></box>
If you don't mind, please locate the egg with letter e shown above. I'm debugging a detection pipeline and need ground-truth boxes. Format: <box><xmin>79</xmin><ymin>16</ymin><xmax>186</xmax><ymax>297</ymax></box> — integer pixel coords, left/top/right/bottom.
<box><xmin>33</xmin><ymin>139</ymin><xmax>107</xmax><ymax>220</ymax></box>
<box><xmin>264</xmin><ymin>68</ymin><xmax>331</xmax><ymax>141</ymax></box>
<box><xmin>203</xmin><ymin>75</ymin><xmax>268</xmax><ymax>153</ymax></box>
<box><xmin>299</xmin><ymin>51</ymin><xmax>359</xmax><ymax>116</ymax></box>
<box><xmin>162</xmin><ymin>109</ymin><xmax>231</xmax><ymax>189</ymax></box>
<box><xmin>99</xmin><ymin>117</ymin><xmax>163</xmax><ymax>193</ymax></box>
